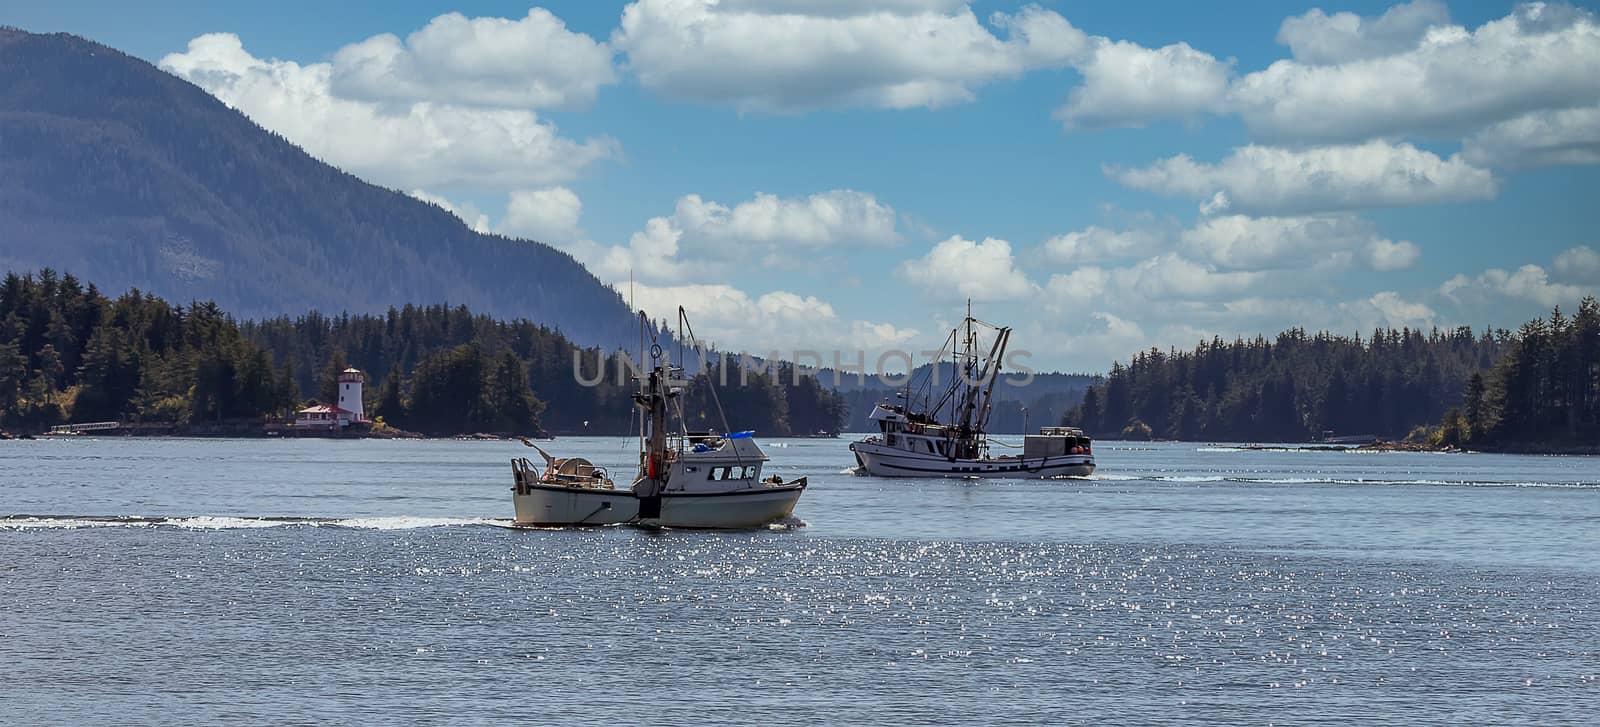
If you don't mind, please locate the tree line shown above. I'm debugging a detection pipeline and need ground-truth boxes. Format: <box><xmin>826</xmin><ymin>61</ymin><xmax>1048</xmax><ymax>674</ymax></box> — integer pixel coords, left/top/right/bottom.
<box><xmin>0</xmin><ymin>270</ymin><xmax>848</xmax><ymax>437</ymax></box>
<box><xmin>1424</xmin><ymin>298</ymin><xmax>1600</xmax><ymax>451</ymax></box>
<box><xmin>1065</xmin><ymin>323</ymin><xmax>1516</xmax><ymax>442</ymax></box>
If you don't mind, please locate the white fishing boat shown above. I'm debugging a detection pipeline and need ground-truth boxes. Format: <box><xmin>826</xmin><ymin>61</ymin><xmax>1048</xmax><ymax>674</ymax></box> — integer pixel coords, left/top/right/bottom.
<box><xmin>849</xmin><ymin>307</ymin><xmax>1095</xmax><ymax>479</ymax></box>
<box><xmin>510</xmin><ymin>310</ymin><xmax>807</xmax><ymax>528</ymax></box>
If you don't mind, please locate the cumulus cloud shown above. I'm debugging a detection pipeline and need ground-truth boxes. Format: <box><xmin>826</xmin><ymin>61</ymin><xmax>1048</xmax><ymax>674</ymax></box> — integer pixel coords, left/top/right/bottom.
<box><xmin>570</xmin><ymin>189</ymin><xmax>899</xmax><ymax>284</ymax></box>
<box><xmin>714</xmin><ymin>0</ymin><xmax>970</xmax><ymax>15</ymax></box>
<box><xmin>407</xmin><ymin>189</ymin><xmax>490</xmax><ymax>233</ymax></box>
<box><xmin>1207</xmin><ymin>291</ymin><xmax>1437</xmax><ymax>334</ymax></box>
<box><xmin>1107</xmin><ymin>141</ymin><xmax>1496</xmax><ymax>215</ymax></box>
<box><xmin>577</xmin><ymin>216</ymin><xmax>693</xmax><ymax>284</ymax></box>
<box><xmin>329</xmin><ymin>9</ymin><xmax>617</xmax><ymax>110</ymax></box>
<box><xmin>1054</xmin><ymin>39</ymin><xmax>1233</xmax><ymax>128</ymax></box>
<box><xmin>1042</xmin><ymin>267</ymin><xmax>1110</xmax><ymax>312</ymax></box>
<box><xmin>1276</xmin><ymin>0</ymin><xmax>1451</xmax><ymax>64</ymax></box>
<box><xmin>1461</xmin><ymin>104</ymin><xmax>1600</xmax><ymax>168</ymax></box>
<box><xmin>498</xmin><ymin>187</ymin><xmax>584</xmax><ymax>243</ymax></box>
<box><xmin>612</xmin><ymin>0</ymin><xmax>1087</xmax><ymax>112</ymax></box>
<box><xmin>630</xmin><ymin>283</ymin><xmax>919</xmax><ymax>357</ymax></box>
<box><xmin>1232</xmin><ymin>3</ymin><xmax>1600</xmax><ymax>142</ymax></box>
<box><xmin>673</xmin><ymin>190</ymin><xmax>899</xmax><ymax>247</ymax></box>
<box><xmin>1553</xmin><ymin>245</ymin><xmax>1600</xmax><ymax>284</ymax></box>
<box><xmin>1112</xmin><ymin>253</ymin><xmax>1262</xmax><ymax>301</ymax></box>
<box><xmin>1363</xmin><ymin>238</ymin><xmax>1423</xmax><ymax>272</ymax></box>
<box><xmin>1441</xmin><ymin>264</ymin><xmax>1592</xmax><ymax>308</ymax></box>
<box><xmin>1181</xmin><ymin>214</ymin><xmax>1419</xmax><ymax>271</ymax></box>
<box><xmin>1363</xmin><ymin>291</ymin><xmax>1436</xmax><ymax>328</ymax></box>
<box><xmin>1040</xmin><ymin>223</ymin><xmax>1169</xmax><ymax>264</ymax></box>
<box><xmin>160</xmin><ymin>33</ymin><xmax>617</xmax><ymax>190</ymax></box>
<box><xmin>897</xmin><ymin>236</ymin><xmax>1037</xmax><ymax>301</ymax></box>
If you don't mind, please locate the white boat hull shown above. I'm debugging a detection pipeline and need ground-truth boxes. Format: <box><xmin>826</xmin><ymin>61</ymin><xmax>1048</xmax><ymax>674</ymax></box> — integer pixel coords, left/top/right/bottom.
<box><xmin>648</xmin><ymin>486</ymin><xmax>805</xmax><ymax>528</ymax></box>
<box><xmin>512</xmin><ymin>483</ymin><xmax>804</xmax><ymax>529</ymax></box>
<box><xmin>850</xmin><ymin>441</ymin><xmax>1094</xmax><ymax>479</ymax></box>
<box><xmin>513</xmin><ymin>483</ymin><xmax>639</xmax><ymax>526</ymax></box>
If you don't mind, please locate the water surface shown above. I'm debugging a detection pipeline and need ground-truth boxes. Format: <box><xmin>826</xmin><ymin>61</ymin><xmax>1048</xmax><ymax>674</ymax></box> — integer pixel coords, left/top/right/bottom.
<box><xmin>2</xmin><ymin>438</ymin><xmax>1596</xmax><ymax>724</ymax></box>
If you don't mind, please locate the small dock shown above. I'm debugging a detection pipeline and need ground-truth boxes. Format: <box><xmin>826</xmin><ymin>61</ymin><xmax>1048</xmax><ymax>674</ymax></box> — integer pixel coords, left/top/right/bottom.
<box><xmin>46</xmin><ymin>421</ymin><xmax>121</xmax><ymax>435</ymax></box>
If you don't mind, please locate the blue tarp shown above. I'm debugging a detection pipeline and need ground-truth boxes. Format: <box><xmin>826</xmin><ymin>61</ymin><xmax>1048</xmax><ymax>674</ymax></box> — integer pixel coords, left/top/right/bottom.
<box><xmin>726</xmin><ymin>430</ymin><xmax>755</xmax><ymax>439</ymax></box>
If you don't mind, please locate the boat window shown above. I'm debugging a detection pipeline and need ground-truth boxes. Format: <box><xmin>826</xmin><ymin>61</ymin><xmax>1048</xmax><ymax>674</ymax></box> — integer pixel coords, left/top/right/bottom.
<box><xmin>740</xmin><ymin>466</ymin><xmax>755</xmax><ymax>479</ymax></box>
<box><xmin>710</xmin><ymin>466</ymin><xmax>726</xmax><ymax>480</ymax></box>
<box><xmin>886</xmin><ymin>433</ymin><xmax>897</xmax><ymax>446</ymax></box>
<box><xmin>923</xmin><ymin>440</ymin><xmax>936</xmax><ymax>454</ymax></box>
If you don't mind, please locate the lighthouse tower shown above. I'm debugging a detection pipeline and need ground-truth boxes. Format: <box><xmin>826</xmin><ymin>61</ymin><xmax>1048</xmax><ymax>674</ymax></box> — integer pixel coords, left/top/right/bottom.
<box><xmin>337</xmin><ymin>368</ymin><xmax>366</xmax><ymax>422</ymax></box>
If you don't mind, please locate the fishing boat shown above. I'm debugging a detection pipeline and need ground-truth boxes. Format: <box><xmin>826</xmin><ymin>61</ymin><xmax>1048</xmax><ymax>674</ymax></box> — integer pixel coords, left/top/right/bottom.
<box><xmin>849</xmin><ymin>306</ymin><xmax>1095</xmax><ymax>479</ymax></box>
<box><xmin>510</xmin><ymin>310</ymin><xmax>807</xmax><ymax>528</ymax></box>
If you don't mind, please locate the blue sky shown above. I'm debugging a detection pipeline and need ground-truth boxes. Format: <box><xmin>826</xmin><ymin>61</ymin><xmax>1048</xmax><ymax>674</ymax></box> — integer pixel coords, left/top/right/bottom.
<box><xmin>9</xmin><ymin>0</ymin><xmax>1600</xmax><ymax>372</ymax></box>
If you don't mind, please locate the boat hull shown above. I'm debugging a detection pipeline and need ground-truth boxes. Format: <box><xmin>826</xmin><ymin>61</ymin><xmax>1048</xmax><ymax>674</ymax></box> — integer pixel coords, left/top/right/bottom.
<box><xmin>512</xmin><ymin>483</ymin><xmax>804</xmax><ymax>529</ymax></box>
<box><xmin>646</xmin><ymin>485</ymin><xmax>805</xmax><ymax>528</ymax></box>
<box><xmin>512</xmin><ymin>484</ymin><xmax>639</xmax><ymax>526</ymax></box>
<box><xmin>849</xmin><ymin>441</ymin><xmax>1094</xmax><ymax>479</ymax></box>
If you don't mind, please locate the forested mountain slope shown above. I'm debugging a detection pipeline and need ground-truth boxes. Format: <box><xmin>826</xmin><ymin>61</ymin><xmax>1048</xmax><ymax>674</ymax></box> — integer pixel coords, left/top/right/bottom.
<box><xmin>0</xmin><ymin>28</ymin><xmax>637</xmax><ymax>349</ymax></box>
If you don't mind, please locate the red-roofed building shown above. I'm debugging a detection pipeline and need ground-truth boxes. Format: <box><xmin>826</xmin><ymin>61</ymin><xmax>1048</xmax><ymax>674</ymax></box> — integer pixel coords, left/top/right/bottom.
<box><xmin>294</xmin><ymin>404</ymin><xmax>358</xmax><ymax>430</ymax></box>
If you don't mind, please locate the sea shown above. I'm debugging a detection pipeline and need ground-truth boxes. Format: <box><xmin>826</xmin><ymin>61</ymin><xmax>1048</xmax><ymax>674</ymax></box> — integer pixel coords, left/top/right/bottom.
<box><xmin>2</xmin><ymin>437</ymin><xmax>1597</xmax><ymax>725</ymax></box>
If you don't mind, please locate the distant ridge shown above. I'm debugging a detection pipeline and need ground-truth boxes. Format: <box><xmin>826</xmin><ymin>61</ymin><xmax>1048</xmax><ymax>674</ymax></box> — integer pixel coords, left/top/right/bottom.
<box><xmin>0</xmin><ymin>27</ymin><xmax>637</xmax><ymax>349</ymax></box>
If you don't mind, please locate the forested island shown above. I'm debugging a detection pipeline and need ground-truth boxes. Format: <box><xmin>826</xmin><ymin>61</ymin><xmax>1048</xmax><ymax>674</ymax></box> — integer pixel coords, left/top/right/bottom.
<box><xmin>0</xmin><ymin>270</ymin><xmax>847</xmax><ymax>438</ymax></box>
<box><xmin>1065</xmin><ymin>297</ymin><xmax>1600</xmax><ymax>454</ymax></box>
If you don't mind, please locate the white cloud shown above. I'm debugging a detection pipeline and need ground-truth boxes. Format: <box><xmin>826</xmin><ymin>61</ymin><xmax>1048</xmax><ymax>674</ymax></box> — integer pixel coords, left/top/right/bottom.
<box><xmin>612</xmin><ymin>1</ymin><xmax>1087</xmax><ymax>112</ymax></box>
<box><xmin>1461</xmin><ymin>104</ymin><xmax>1600</xmax><ymax>168</ymax></box>
<box><xmin>1040</xmin><ymin>224</ymin><xmax>1168</xmax><ymax>264</ymax></box>
<box><xmin>1108</xmin><ymin>141</ymin><xmax>1496</xmax><ymax>215</ymax></box>
<box><xmin>160</xmin><ymin>33</ymin><xmax>617</xmax><ymax>190</ymax></box>
<box><xmin>577</xmin><ymin>216</ymin><xmax>693</xmax><ymax>284</ymax></box>
<box><xmin>1363</xmin><ymin>238</ymin><xmax>1422</xmax><ymax>272</ymax></box>
<box><xmin>407</xmin><ymin>189</ymin><xmax>489</xmax><ymax>233</ymax></box>
<box><xmin>1553</xmin><ymin>245</ymin><xmax>1600</xmax><ymax>284</ymax></box>
<box><xmin>1232</xmin><ymin>3</ymin><xmax>1600</xmax><ymax>142</ymax></box>
<box><xmin>630</xmin><ymin>283</ymin><xmax>919</xmax><ymax>358</ymax></box>
<box><xmin>1441</xmin><ymin>264</ymin><xmax>1591</xmax><ymax>308</ymax></box>
<box><xmin>1112</xmin><ymin>253</ymin><xmax>1262</xmax><ymax>301</ymax></box>
<box><xmin>499</xmin><ymin>187</ymin><xmax>584</xmax><ymax>243</ymax></box>
<box><xmin>1042</xmin><ymin>266</ymin><xmax>1110</xmax><ymax>311</ymax></box>
<box><xmin>1054</xmin><ymin>39</ymin><xmax>1232</xmax><ymax>128</ymax></box>
<box><xmin>1180</xmin><ymin>214</ymin><xmax>1419</xmax><ymax>271</ymax></box>
<box><xmin>329</xmin><ymin>9</ymin><xmax>617</xmax><ymax>110</ymax></box>
<box><xmin>1015</xmin><ymin>312</ymin><xmax>1148</xmax><ymax>370</ymax></box>
<box><xmin>572</xmin><ymin>189</ymin><xmax>900</xmax><ymax>284</ymax></box>
<box><xmin>1276</xmin><ymin>0</ymin><xmax>1451</xmax><ymax>64</ymax></box>
<box><xmin>673</xmin><ymin>190</ymin><xmax>899</xmax><ymax>247</ymax></box>
<box><xmin>1206</xmin><ymin>291</ymin><xmax>1437</xmax><ymax>334</ymax></box>
<box><xmin>714</xmin><ymin>0</ymin><xmax>970</xmax><ymax>15</ymax></box>
<box><xmin>897</xmin><ymin>236</ymin><xmax>1037</xmax><ymax>301</ymax></box>
<box><xmin>1361</xmin><ymin>291</ymin><xmax>1436</xmax><ymax>328</ymax></box>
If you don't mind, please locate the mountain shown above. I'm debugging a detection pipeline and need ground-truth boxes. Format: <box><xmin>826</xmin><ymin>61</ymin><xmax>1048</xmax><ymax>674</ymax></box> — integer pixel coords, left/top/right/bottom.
<box><xmin>0</xmin><ymin>27</ymin><xmax>638</xmax><ymax>349</ymax></box>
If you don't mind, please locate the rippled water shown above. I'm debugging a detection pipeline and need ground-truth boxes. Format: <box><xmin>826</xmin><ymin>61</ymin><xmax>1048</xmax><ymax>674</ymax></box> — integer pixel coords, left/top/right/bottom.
<box><xmin>3</xmin><ymin>438</ymin><xmax>1597</xmax><ymax>724</ymax></box>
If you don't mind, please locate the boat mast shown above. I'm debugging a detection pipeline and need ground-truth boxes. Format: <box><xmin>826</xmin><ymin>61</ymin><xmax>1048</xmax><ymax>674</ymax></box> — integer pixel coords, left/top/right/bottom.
<box><xmin>634</xmin><ymin>344</ymin><xmax>669</xmax><ymax>487</ymax></box>
<box><xmin>974</xmin><ymin>327</ymin><xmax>1011</xmax><ymax>433</ymax></box>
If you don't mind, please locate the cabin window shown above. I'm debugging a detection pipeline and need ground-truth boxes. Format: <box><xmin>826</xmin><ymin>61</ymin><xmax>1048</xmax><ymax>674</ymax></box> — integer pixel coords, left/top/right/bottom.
<box><xmin>886</xmin><ymin>433</ymin><xmax>897</xmax><ymax>446</ymax></box>
<box><xmin>710</xmin><ymin>466</ymin><xmax>726</xmax><ymax>480</ymax></box>
<box><xmin>923</xmin><ymin>440</ymin><xmax>936</xmax><ymax>455</ymax></box>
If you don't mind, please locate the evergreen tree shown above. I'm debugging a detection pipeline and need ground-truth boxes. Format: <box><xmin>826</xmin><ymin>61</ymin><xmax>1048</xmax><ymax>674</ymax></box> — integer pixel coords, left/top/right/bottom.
<box><xmin>317</xmin><ymin>350</ymin><xmax>348</xmax><ymax>405</ymax></box>
<box><xmin>373</xmin><ymin>365</ymin><xmax>406</xmax><ymax>427</ymax></box>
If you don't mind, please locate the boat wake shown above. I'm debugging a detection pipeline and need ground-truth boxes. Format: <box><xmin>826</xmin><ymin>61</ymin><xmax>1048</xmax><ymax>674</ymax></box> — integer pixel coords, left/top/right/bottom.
<box><xmin>0</xmin><ymin>515</ymin><xmax>517</xmax><ymax>531</ymax></box>
<box><xmin>765</xmin><ymin>515</ymin><xmax>808</xmax><ymax>531</ymax></box>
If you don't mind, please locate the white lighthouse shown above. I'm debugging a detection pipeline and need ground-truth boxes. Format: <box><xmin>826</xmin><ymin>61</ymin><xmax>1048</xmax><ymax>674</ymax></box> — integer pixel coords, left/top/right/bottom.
<box><xmin>337</xmin><ymin>367</ymin><xmax>366</xmax><ymax>422</ymax></box>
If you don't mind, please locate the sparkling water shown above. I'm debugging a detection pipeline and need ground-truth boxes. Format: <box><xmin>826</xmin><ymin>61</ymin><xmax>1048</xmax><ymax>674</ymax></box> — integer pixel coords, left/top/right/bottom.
<box><xmin>3</xmin><ymin>438</ymin><xmax>1596</xmax><ymax>724</ymax></box>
